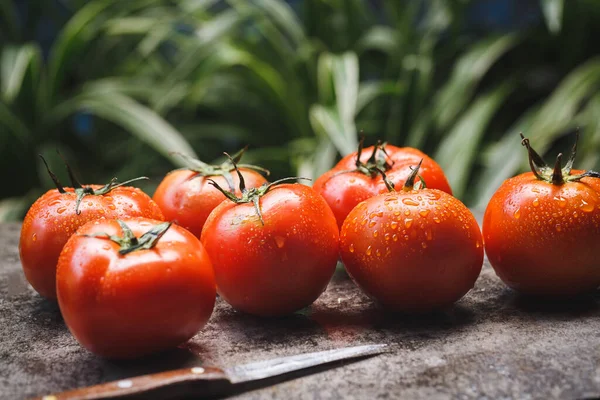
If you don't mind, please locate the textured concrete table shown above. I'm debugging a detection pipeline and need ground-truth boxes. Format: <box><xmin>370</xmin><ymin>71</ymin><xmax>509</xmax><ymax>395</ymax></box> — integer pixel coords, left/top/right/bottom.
<box><xmin>1</xmin><ymin>222</ymin><xmax>600</xmax><ymax>400</ymax></box>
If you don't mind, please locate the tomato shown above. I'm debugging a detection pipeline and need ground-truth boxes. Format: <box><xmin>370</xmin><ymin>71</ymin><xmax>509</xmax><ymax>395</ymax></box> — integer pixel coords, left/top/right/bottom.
<box><xmin>57</xmin><ymin>218</ymin><xmax>216</xmax><ymax>359</ymax></box>
<box><xmin>153</xmin><ymin>149</ymin><xmax>268</xmax><ymax>238</ymax></box>
<box><xmin>200</xmin><ymin>166</ymin><xmax>339</xmax><ymax>317</ymax></box>
<box><xmin>314</xmin><ymin>140</ymin><xmax>452</xmax><ymax>228</ymax></box>
<box><xmin>483</xmin><ymin>133</ymin><xmax>600</xmax><ymax>296</ymax></box>
<box><xmin>339</xmin><ymin>162</ymin><xmax>483</xmax><ymax>312</ymax></box>
<box><xmin>19</xmin><ymin>158</ymin><xmax>164</xmax><ymax>299</ymax></box>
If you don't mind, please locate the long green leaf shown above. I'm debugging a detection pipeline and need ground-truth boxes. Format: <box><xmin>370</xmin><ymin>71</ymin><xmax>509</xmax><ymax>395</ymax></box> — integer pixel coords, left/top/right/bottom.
<box><xmin>433</xmin><ymin>34</ymin><xmax>517</xmax><ymax>131</ymax></box>
<box><xmin>1</xmin><ymin>44</ymin><xmax>42</xmax><ymax>104</ymax></box>
<box><xmin>47</xmin><ymin>0</ymin><xmax>117</xmax><ymax>99</ymax></box>
<box><xmin>51</xmin><ymin>90</ymin><xmax>196</xmax><ymax>166</ymax></box>
<box><xmin>540</xmin><ymin>0</ymin><xmax>564</xmax><ymax>34</ymax></box>
<box><xmin>474</xmin><ymin>58</ymin><xmax>600</xmax><ymax>208</ymax></box>
<box><xmin>434</xmin><ymin>82</ymin><xmax>514</xmax><ymax>199</ymax></box>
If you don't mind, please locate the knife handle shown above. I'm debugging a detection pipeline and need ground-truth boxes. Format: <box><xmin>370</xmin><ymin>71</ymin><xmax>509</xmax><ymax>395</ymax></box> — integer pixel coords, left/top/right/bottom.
<box><xmin>33</xmin><ymin>366</ymin><xmax>231</xmax><ymax>400</ymax></box>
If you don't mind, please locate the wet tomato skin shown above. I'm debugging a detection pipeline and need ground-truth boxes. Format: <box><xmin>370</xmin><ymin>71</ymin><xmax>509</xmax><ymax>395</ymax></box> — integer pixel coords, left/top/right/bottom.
<box><xmin>340</xmin><ymin>189</ymin><xmax>483</xmax><ymax>312</ymax></box>
<box><xmin>201</xmin><ymin>184</ymin><xmax>339</xmax><ymax>317</ymax></box>
<box><xmin>57</xmin><ymin>218</ymin><xmax>216</xmax><ymax>359</ymax></box>
<box><xmin>483</xmin><ymin>171</ymin><xmax>600</xmax><ymax>295</ymax></box>
<box><xmin>314</xmin><ymin>145</ymin><xmax>452</xmax><ymax>228</ymax></box>
<box><xmin>19</xmin><ymin>186</ymin><xmax>164</xmax><ymax>299</ymax></box>
<box><xmin>153</xmin><ymin>168</ymin><xmax>267</xmax><ymax>238</ymax></box>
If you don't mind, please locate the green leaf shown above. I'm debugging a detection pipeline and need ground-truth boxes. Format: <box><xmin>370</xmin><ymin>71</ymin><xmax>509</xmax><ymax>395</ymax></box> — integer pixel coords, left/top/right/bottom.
<box><xmin>252</xmin><ymin>0</ymin><xmax>305</xmax><ymax>46</ymax></box>
<box><xmin>356</xmin><ymin>26</ymin><xmax>398</xmax><ymax>54</ymax></box>
<box><xmin>0</xmin><ymin>100</ymin><xmax>30</xmax><ymax>143</ymax></box>
<box><xmin>434</xmin><ymin>82</ymin><xmax>514</xmax><ymax>199</ymax></box>
<box><xmin>473</xmin><ymin>58</ymin><xmax>600</xmax><ymax>208</ymax></box>
<box><xmin>356</xmin><ymin>81</ymin><xmax>403</xmax><ymax>116</ymax></box>
<box><xmin>540</xmin><ymin>0</ymin><xmax>564</xmax><ymax>34</ymax></box>
<box><xmin>47</xmin><ymin>0</ymin><xmax>117</xmax><ymax>99</ymax></box>
<box><xmin>1</xmin><ymin>44</ymin><xmax>42</xmax><ymax>104</ymax></box>
<box><xmin>51</xmin><ymin>89</ymin><xmax>196</xmax><ymax>166</ymax></box>
<box><xmin>433</xmin><ymin>34</ymin><xmax>517</xmax><ymax>131</ymax></box>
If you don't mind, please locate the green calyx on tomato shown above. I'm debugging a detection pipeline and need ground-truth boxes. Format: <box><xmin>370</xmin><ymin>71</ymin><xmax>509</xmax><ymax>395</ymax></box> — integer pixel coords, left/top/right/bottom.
<box><xmin>520</xmin><ymin>131</ymin><xmax>600</xmax><ymax>185</ymax></box>
<box><xmin>173</xmin><ymin>146</ymin><xmax>270</xmax><ymax>192</ymax></box>
<box><xmin>375</xmin><ymin>158</ymin><xmax>426</xmax><ymax>193</ymax></box>
<box><xmin>209</xmin><ymin>153</ymin><xmax>309</xmax><ymax>225</ymax></box>
<box><xmin>83</xmin><ymin>219</ymin><xmax>172</xmax><ymax>255</ymax></box>
<box><xmin>39</xmin><ymin>154</ymin><xmax>148</xmax><ymax>215</ymax></box>
<box><xmin>331</xmin><ymin>137</ymin><xmax>395</xmax><ymax>179</ymax></box>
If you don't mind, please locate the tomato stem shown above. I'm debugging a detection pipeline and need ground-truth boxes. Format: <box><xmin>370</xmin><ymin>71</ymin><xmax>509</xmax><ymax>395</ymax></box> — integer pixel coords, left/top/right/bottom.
<box><xmin>209</xmin><ymin>153</ymin><xmax>310</xmax><ymax>225</ymax></box>
<box><xmin>38</xmin><ymin>155</ymin><xmax>66</xmax><ymax>194</ymax></box>
<box><xmin>172</xmin><ymin>147</ymin><xmax>270</xmax><ymax>192</ymax></box>
<box><xmin>551</xmin><ymin>153</ymin><xmax>564</xmax><ymax>185</ymax></box>
<box><xmin>520</xmin><ymin>131</ymin><xmax>600</xmax><ymax>184</ymax></box>
<box><xmin>373</xmin><ymin>167</ymin><xmax>396</xmax><ymax>192</ymax></box>
<box><xmin>84</xmin><ymin>220</ymin><xmax>172</xmax><ymax>255</ymax></box>
<box><xmin>403</xmin><ymin>159</ymin><xmax>426</xmax><ymax>191</ymax></box>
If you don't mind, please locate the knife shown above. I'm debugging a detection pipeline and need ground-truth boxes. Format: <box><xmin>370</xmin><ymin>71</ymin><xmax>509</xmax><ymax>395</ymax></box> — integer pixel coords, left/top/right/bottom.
<box><xmin>34</xmin><ymin>344</ymin><xmax>388</xmax><ymax>400</ymax></box>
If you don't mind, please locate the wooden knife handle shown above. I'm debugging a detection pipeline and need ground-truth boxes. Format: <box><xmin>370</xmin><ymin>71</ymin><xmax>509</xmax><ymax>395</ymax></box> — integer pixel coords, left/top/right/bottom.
<box><xmin>32</xmin><ymin>366</ymin><xmax>231</xmax><ymax>400</ymax></box>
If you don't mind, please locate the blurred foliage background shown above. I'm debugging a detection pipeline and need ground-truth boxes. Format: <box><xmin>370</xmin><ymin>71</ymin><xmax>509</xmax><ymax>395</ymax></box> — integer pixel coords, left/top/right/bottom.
<box><xmin>1</xmin><ymin>0</ymin><xmax>599</xmax><ymax>221</ymax></box>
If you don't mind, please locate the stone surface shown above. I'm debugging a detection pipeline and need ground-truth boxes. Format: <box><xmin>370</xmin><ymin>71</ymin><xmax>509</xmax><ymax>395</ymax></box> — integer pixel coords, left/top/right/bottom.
<box><xmin>1</xmin><ymin>222</ymin><xmax>600</xmax><ymax>400</ymax></box>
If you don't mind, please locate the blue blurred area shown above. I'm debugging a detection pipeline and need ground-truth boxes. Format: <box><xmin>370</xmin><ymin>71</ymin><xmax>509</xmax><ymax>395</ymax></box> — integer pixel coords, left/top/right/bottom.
<box><xmin>468</xmin><ymin>0</ymin><xmax>541</xmax><ymax>31</ymax></box>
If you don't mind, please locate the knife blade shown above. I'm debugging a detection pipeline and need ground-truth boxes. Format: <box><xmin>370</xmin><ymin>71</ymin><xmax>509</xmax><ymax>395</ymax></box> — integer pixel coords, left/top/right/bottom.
<box><xmin>34</xmin><ymin>344</ymin><xmax>388</xmax><ymax>400</ymax></box>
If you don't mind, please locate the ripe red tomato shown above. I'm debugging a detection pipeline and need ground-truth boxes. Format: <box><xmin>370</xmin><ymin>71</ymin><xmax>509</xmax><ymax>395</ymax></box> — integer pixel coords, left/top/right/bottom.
<box><xmin>339</xmin><ymin>163</ymin><xmax>483</xmax><ymax>312</ymax></box>
<box><xmin>57</xmin><ymin>218</ymin><xmax>216</xmax><ymax>359</ymax></box>
<box><xmin>314</xmin><ymin>141</ymin><xmax>452</xmax><ymax>228</ymax></box>
<box><xmin>19</xmin><ymin>159</ymin><xmax>164</xmax><ymax>299</ymax></box>
<box><xmin>153</xmin><ymin>150</ymin><xmax>268</xmax><ymax>238</ymax></box>
<box><xmin>483</xmin><ymin>134</ymin><xmax>600</xmax><ymax>296</ymax></box>
<box><xmin>201</xmin><ymin>171</ymin><xmax>339</xmax><ymax>317</ymax></box>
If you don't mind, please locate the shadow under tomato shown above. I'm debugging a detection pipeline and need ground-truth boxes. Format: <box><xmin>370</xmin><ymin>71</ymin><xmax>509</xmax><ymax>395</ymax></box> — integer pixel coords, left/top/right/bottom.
<box><xmin>210</xmin><ymin>304</ymin><xmax>327</xmax><ymax>346</ymax></box>
<box><xmin>498</xmin><ymin>288</ymin><xmax>600</xmax><ymax>317</ymax></box>
<box><xmin>98</xmin><ymin>345</ymin><xmax>210</xmax><ymax>382</ymax></box>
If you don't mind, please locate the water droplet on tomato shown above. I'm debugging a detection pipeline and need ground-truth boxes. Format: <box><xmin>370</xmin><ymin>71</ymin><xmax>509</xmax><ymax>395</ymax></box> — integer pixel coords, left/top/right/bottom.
<box><xmin>433</xmin><ymin>217</ymin><xmax>441</xmax><ymax>224</ymax></box>
<box><xmin>384</xmin><ymin>233</ymin><xmax>390</xmax><ymax>241</ymax></box>
<box><xmin>421</xmin><ymin>242</ymin><xmax>427</xmax><ymax>249</ymax></box>
<box><xmin>531</xmin><ymin>187</ymin><xmax>540</xmax><ymax>193</ymax></box>
<box><xmin>513</xmin><ymin>208</ymin><xmax>521</xmax><ymax>219</ymax></box>
<box><xmin>476</xmin><ymin>241</ymin><xmax>481</xmax><ymax>248</ymax></box>
<box><xmin>532</xmin><ymin>198</ymin><xmax>539</xmax><ymax>207</ymax></box>
<box><xmin>366</xmin><ymin>246</ymin><xmax>372</xmax><ymax>256</ymax></box>
<box><xmin>555</xmin><ymin>224</ymin><xmax>562</xmax><ymax>232</ymax></box>
<box><xmin>56</xmin><ymin>207</ymin><xmax>66</xmax><ymax>214</ymax></box>
<box><xmin>369</xmin><ymin>221</ymin><xmax>376</xmax><ymax>227</ymax></box>
<box><xmin>404</xmin><ymin>210</ymin><xmax>410</xmax><ymax>216</ymax></box>
<box><xmin>32</xmin><ymin>233</ymin><xmax>37</xmax><ymax>242</ymax></box>
<box><xmin>102</xmin><ymin>244</ymin><xmax>111</xmax><ymax>250</ymax></box>
<box><xmin>553</xmin><ymin>196</ymin><xmax>567</xmax><ymax>207</ymax></box>
<box><xmin>394</xmin><ymin>211</ymin><xmax>400</xmax><ymax>216</ymax></box>
<box><xmin>402</xmin><ymin>198</ymin><xmax>419</xmax><ymax>207</ymax></box>
<box><xmin>349</xmin><ymin>178</ymin><xmax>356</xmax><ymax>183</ymax></box>
<box><xmin>425</xmin><ymin>230</ymin><xmax>433</xmax><ymax>241</ymax></box>
<box><xmin>404</xmin><ymin>218</ymin><xmax>413</xmax><ymax>228</ymax></box>
<box><xmin>392</xmin><ymin>234</ymin><xmax>398</xmax><ymax>242</ymax></box>
<box><xmin>580</xmin><ymin>199</ymin><xmax>594</xmax><ymax>213</ymax></box>
<box><xmin>390</xmin><ymin>221</ymin><xmax>398</xmax><ymax>230</ymax></box>
<box><xmin>275</xmin><ymin>236</ymin><xmax>286</xmax><ymax>248</ymax></box>
<box><xmin>349</xmin><ymin>244</ymin><xmax>355</xmax><ymax>253</ymax></box>
<box><xmin>376</xmin><ymin>249</ymin><xmax>381</xmax><ymax>257</ymax></box>
<box><xmin>50</xmin><ymin>200</ymin><xmax>61</xmax><ymax>206</ymax></box>
<box><xmin>107</xmin><ymin>204</ymin><xmax>116</xmax><ymax>211</ymax></box>
<box><xmin>373</xmin><ymin>230</ymin><xmax>378</xmax><ymax>238</ymax></box>
<box><xmin>573</xmin><ymin>211</ymin><xmax>578</xmax><ymax>218</ymax></box>
<box><xmin>361</xmin><ymin>219</ymin><xmax>367</xmax><ymax>226</ymax></box>
<box><xmin>419</xmin><ymin>209</ymin><xmax>430</xmax><ymax>218</ymax></box>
